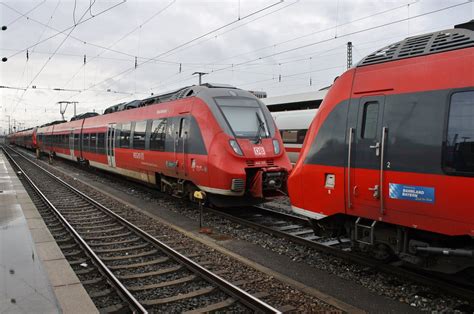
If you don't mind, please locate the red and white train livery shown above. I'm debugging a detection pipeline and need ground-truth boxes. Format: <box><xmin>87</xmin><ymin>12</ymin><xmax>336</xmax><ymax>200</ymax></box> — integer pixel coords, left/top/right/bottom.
<box><xmin>289</xmin><ymin>24</ymin><xmax>474</xmax><ymax>273</ymax></box>
<box><xmin>14</xmin><ymin>84</ymin><xmax>292</xmax><ymax>206</ymax></box>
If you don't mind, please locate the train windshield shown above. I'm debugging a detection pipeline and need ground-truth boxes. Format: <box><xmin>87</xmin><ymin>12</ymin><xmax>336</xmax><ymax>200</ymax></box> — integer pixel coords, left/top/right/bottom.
<box><xmin>216</xmin><ymin>98</ymin><xmax>269</xmax><ymax>138</ymax></box>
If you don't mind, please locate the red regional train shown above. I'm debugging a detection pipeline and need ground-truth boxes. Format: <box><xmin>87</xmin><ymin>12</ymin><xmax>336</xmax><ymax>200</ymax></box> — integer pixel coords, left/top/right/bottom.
<box><xmin>11</xmin><ymin>84</ymin><xmax>291</xmax><ymax>206</ymax></box>
<box><xmin>7</xmin><ymin>127</ymin><xmax>37</xmax><ymax>149</ymax></box>
<box><xmin>289</xmin><ymin>23</ymin><xmax>474</xmax><ymax>273</ymax></box>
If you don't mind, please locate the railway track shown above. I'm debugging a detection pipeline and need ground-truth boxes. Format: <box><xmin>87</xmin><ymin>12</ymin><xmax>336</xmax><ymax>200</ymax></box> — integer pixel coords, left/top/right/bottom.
<box><xmin>207</xmin><ymin>205</ymin><xmax>474</xmax><ymax>303</ymax></box>
<box><xmin>7</xmin><ymin>145</ymin><xmax>474</xmax><ymax>307</ymax></box>
<box><xmin>2</xmin><ymin>146</ymin><xmax>280</xmax><ymax>313</ymax></box>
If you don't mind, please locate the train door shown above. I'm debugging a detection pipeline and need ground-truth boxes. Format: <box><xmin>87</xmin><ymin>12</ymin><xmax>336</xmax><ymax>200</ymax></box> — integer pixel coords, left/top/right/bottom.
<box><xmin>350</xmin><ymin>96</ymin><xmax>386</xmax><ymax>220</ymax></box>
<box><xmin>69</xmin><ymin>130</ymin><xmax>74</xmax><ymax>158</ymax></box>
<box><xmin>175</xmin><ymin>117</ymin><xmax>189</xmax><ymax>177</ymax></box>
<box><xmin>106</xmin><ymin>123</ymin><xmax>117</xmax><ymax>168</ymax></box>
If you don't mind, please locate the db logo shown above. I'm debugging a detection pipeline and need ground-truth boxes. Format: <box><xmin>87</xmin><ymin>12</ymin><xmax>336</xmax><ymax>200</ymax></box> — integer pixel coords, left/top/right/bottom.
<box><xmin>253</xmin><ymin>146</ymin><xmax>266</xmax><ymax>156</ymax></box>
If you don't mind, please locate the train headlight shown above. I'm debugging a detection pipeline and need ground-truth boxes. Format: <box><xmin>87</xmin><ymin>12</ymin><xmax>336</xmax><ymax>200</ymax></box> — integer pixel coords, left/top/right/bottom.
<box><xmin>272</xmin><ymin>139</ymin><xmax>280</xmax><ymax>154</ymax></box>
<box><xmin>229</xmin><ymin>139</ymin><xmax>243</xmax><ymax>156</ymax></box>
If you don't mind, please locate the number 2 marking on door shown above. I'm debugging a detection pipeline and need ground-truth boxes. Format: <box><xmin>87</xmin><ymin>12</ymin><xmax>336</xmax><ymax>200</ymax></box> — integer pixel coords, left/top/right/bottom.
<box><xmin>386</xmin><ymin>161</ymin><xmax>391</xmax><ymax>169</ymax></box>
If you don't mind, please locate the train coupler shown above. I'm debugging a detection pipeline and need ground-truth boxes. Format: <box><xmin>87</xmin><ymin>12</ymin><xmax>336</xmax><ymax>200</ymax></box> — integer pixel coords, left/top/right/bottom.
<box><xmin>249</xmin><ymin>167</ymin><xmax>287</xmax><ymax>198</ymax></box>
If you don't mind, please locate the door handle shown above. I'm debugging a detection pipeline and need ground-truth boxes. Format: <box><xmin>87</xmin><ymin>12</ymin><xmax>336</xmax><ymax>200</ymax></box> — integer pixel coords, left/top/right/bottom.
<box><xmin>368</xmin><ymin>185</ymin><xmax>380</xmax><ymax>199</ymax></box>
<box><xmin>370</xmin><ymin>142</ymin><xmax>380</xmax><ymax>156</ymax></box>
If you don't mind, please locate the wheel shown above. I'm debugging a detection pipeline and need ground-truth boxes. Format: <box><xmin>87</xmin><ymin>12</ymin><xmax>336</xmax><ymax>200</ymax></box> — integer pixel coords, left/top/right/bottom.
<box><xmin>372</xmin><ymin>243</ymin><xmax>395</xmax><ymax>262</ymax></box>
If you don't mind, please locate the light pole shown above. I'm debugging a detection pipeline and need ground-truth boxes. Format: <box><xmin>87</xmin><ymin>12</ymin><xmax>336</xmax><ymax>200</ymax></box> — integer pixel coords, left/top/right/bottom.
<box><xmin>192</xmin><ymin>72</ymin><xmax>208</xmax><ymax>85</ymax></box>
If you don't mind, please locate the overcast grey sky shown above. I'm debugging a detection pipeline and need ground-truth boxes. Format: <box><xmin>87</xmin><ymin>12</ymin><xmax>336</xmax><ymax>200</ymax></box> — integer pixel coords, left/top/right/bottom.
<box><xmin>1</xmin><ymin>0</ymin><xmax>473</xmax><ymax>132</ymax></box>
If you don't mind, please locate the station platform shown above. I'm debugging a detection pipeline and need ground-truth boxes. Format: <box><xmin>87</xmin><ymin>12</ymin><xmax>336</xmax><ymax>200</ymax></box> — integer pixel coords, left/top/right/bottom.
<box><xmin>0</xmin><ymin>150</ymin><xmax>97</xmax><ymax>313</ymax></box>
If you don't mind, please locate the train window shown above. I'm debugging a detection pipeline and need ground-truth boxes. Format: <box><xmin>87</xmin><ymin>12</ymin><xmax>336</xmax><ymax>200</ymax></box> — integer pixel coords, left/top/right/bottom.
<box><xmin>298</xmin><ymin>130</ymin><xmax>307</xmax><ymax>143</ymax></box>
<box><xmin>149</xmin><ymin>119</ymin><xmax>167</xmax><ymax>151</ymax></box>
<box><xmin>115</xmin><ymin>124</ymin><xmax>121</xmax><ymax>151</ymax></box>
<box><xmin>83</xmin><ymin>133</ymin><xmax>90</xmax><ymax>151</ymax></box>
<box><xmin>133</xmin><ymin>121</ymin><xmax>147</xmax><ymax>150</ymax></box>
<box><xmin>444</xmin><ymin>91</ymin><xmax>474</xmax><ymax>175</ymax></box>
<box><xmin>90</xmin><ymin>133</ymin><xmax>97</xmax><ymax>153</ymax></box>
<box><xmin>97</xmin><ymin>133</ymin><xmax>105</xmax><ymax>154</ymax></box>
<box><xmin>74</xmin><ymin>134</ymin><xmax>80</xmax><ymax>150</ymax></box>
<box><xmin>281</xmin><ymin>129</ymin><xmax>307</xmax><ymax>144</ymax></box>
<box><xmin>120</xmin><ymin>123</ymin><xmax>131</xmax><ymax>148</ymax></box>
<box><xmin>215</xmin><ymin>97</ymin><xmax>270</xmax><ymax>138</ymax></box>
<box><xmin>281</xmin><ymin>130</ymin><xmax>298</xmax><ymax>144</ymax></box>
<box><xmin>179</xmin><ymin>118</ymin><xmax>188</xmax><ymax>138</ymax></box>
<box><xmin>361</xmin><ymin>101</ymin><xmax>379</xmax><ymax>139</ymax></box>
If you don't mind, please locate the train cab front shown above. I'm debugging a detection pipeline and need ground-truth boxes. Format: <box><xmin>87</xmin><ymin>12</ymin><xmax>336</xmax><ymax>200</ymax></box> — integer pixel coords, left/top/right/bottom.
<box><xmin>205</xmin><ymin>88</ymin><xmax>291</xmax><ymax>206</ymax></box>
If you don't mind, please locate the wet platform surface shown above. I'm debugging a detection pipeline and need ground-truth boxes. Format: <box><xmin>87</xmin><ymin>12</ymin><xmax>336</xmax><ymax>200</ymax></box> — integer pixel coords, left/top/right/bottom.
<box><xmin>0</xmin><ymin>151</ymin><xmax>60</xmax><ymax>313</ymax></box>
<box><xmin>0</xmin><ymin>150</ymin><xmax>98</xmax><ymax>313</ymax></box>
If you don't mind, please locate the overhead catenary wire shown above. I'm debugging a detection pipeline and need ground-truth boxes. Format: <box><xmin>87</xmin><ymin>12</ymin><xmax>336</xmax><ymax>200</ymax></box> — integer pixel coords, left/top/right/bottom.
<box><xmin>11</xmin><ymin>1</ymin><xmax>126</xmax><ymax>114</ymax></box>
<box><xmin>2</xmin><ymin>1</ymin><xmax>471</xmax><ymax>129</ymax></box>
<box><xmin>54</xmin><ymin>0</ymin><xmax>177</xmax><ymax>98</ymax></box>
<box><xmin>2</xmin><ymin>1</ymin><xmax>127</xmax><ymax>60</ymax></box>
<box><xmin>12</xmin><ymin>2</ymin><xmax>94</xmax><ymax>112</ymax></box>
<box><xmin>64</xmin><ymin>0</ymin><xmax>286</xmax><ymax>102</ymax></box>
<box><xmin>210</xmin><ymin>0</ymin><xmax>420</xmax><ymax>65</ymax></box>
<box><xmin>149</xmin><ymin>0</ymin><xmax>285</xmax><ymax>61</ymax></box>
<box><xmin>208</xmin><ymin>1</ymin><xmax>471</xmax><ymax>75</ymax></box>
<box><xmin>147</xmin><ymin>6</ymin><xmax>461</xmax><ymax>95</ymax></box>
<box><xmin>226</xmin><ymin>20</ymin><xmax>462</xmax><ymax>92</ymax></box>
<box><xmin>10</xmin><ymin>0</ymin><xmax>62</xmax><ymax>115</ymax></box>
<box><xmin>145</xmin><ymin>0</ymin><xmax>423</xmax><ymax>92</ymax></box>
<box><xmin>140</xmin><ymin>0</ymin><xmax>300</xmax><ymax>92</ymax></box>
<box><xmin>89</xmin><ymin>0</ymin><xmax>96</xmax><ymax>17</ymax></box>
<box><xmin>158</xmin><ymin>0</ymin><xmax>300</xmax><ymax>61</ymax></box>
<box><xmin>5</xmin><ymin>0</ymin><xmax>46</xmax><ymax>27</ymax></box>
<box><xmin>73</xmin><ymin>0</ymin><xmax>77</xmax><ymax>25</ymax></box>
<box><xmin>156</xmin><ymin>17</ymin><xmax>467</xmax><ymax>95</ymax></box>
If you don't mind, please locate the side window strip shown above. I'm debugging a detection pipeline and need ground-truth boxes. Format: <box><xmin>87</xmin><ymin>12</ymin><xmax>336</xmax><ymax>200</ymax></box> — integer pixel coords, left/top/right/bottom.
<box><xmin>444</xmin><ymin>90</ymin><xmax>474</xmax><ymax>175</ymax></box>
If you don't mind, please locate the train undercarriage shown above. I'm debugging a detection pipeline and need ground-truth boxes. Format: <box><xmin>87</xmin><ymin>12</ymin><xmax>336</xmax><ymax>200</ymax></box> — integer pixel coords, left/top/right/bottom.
<box><xmin>157</xmin><ymin>167</ymin><xmax>287</xmax><ymax>208</ymax></box>
<box><xmin>310</xmin><ymin>214</ymin><xmax>474</xmax><ymax>274</ymax></box>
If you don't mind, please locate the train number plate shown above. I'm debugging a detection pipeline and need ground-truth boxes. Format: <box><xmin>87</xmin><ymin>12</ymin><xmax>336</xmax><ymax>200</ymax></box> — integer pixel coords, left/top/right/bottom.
<box><xmin>253</xmin><ymin>146</ymin><xmax>266</xmax><ymax>156</ymax></box>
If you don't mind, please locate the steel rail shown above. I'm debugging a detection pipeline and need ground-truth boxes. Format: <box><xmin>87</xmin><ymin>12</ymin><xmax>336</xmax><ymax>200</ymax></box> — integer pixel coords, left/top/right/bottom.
<box><xmin>206</xmin><ymin>205</ymin><xmax>474</xmax><ymax>303</ymax></box>
<box><xmin>3</xmin><ymin>146</ymin><xmax>280</xmax><ymax>314</ymax></box>
<box><xmin>2</xmin><ymin>146</ymin><xmax>148</xmax><ymax>314</ymax></box>
<box><xmin>9</xmin><ymin>145</ymin><xmax>474</xmax><ymax>303</ymax></box>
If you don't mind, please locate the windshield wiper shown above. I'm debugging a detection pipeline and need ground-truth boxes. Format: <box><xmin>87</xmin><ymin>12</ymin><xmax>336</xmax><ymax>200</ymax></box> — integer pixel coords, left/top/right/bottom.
<box><xmin>254</xmin><ymin>112</ymin><xmax>266</xmax><ymax>144</ymax></box>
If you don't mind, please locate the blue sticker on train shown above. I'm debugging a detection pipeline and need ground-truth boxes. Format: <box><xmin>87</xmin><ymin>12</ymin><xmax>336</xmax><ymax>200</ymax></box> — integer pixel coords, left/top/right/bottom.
<box><xmin>388</xmin><ymin>183</ymin><xmax>435</xmax><ymax>204</ymax></box>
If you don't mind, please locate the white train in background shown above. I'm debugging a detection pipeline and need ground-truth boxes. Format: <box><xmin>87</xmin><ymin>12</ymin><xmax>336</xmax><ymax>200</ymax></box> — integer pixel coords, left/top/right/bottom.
<box><xmin>262</xmin><ymin>89</ymin><xmax>327</xmax><ymax>163</ymax></box>
<box><xmin>271</xmin><ymin>109</ymin><xmax>317</xmax><ymax>163</ymax></box>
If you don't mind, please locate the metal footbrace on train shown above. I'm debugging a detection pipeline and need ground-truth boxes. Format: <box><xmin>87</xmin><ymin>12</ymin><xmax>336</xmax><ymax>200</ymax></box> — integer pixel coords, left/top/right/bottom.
<box><xmin>355</xmin><ymin>218</ymin><xmax>474</xmax><ymax>258</ymax></box>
